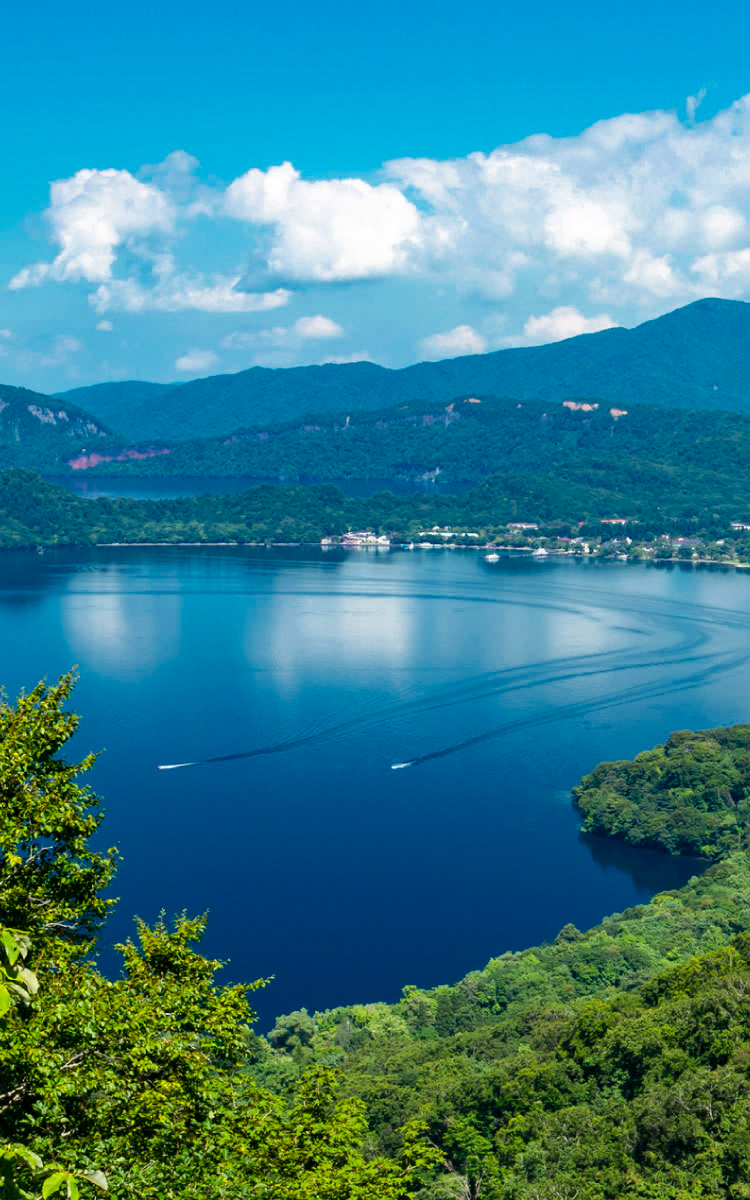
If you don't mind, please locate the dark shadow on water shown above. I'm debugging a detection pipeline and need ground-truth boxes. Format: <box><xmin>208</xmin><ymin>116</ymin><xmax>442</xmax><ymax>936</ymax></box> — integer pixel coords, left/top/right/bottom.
<box><xmin>580</xmin><ymin>832</ymin><xmax>709</xmax><ymax>896</ymax></box>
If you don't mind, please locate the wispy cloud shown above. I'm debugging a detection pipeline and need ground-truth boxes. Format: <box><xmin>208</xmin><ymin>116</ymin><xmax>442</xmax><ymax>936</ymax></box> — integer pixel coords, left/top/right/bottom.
<box><xmin>174</xmin><ymin>348</ymin><xmax>220</xmax><ymax>373</ymax></box>
<box><xmin>419</xmin><ymin>325</ymin><xmax>487</xmax><ymax>359</ymax></box>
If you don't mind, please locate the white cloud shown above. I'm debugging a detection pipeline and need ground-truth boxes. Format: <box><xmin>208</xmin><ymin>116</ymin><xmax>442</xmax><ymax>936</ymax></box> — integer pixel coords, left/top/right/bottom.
<box><xmin>90</xmin><ymin>276</ymin><xmax>290</xmax><ymax>314</ymax></box>
<box><xmin>220</xmin><ymin>315</ymin><xmax>344</xmax><ymax>352</ymax></box>
<box><xmin>96</xmin><ymin>320</ymin><xmax>113</xmax><ymax>331</ymax></box>
<box><xmin>517</xmin><ymin>306</ymin><xmax>617</xmax><ymax>345</ymax></box>
<box><xmin>14</xmin><ymin>93</ymin><xmax>750</xmax><ymax>353</ymax></box>
<box><xmin>386</xmin><ymin>94</ymin><xmax>750</xmax><ymax>307</ymax></box>
<box><xmin>174</xmin><ymin>348</ymin><xmax>219</xmax><ymax>374</ymax></box>
<box><xmin>419</xmin><ymin>324</ymin><xmax>487</xmax><ymax>359</ymax></box>
<box><xmin>10</xmin><ymin>169</ymin><xmax>173</xmax><ymax>288</ymax></box>
<box><xmin>225</xmin><ymin>161</ymin><xmax>423</xmax><ymax>281</ymax></box>
<box><xmin>691</xmin><ymin>248</ymin><xmax>750</xmax><ymax>293</ymax></box>
<box><xmin>293</xmin><ymin>314</ymin><xmax>344</xmax><ymax>339</ymax></box>
<box><xmin>686</xmin><ymin>88</ymin><xmax>707</xmax><ymax>124</ymax></box>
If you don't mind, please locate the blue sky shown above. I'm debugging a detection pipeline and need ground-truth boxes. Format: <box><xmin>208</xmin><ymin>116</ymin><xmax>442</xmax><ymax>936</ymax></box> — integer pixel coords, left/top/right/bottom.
<box><xmin>3</xmin><ymin>0</ymin><xmax>750</xmax><ymax>391</ymax></box>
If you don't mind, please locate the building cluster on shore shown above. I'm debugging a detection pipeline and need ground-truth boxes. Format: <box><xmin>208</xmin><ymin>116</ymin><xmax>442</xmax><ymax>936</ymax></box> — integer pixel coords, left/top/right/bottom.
<box><xmin>317</xmin><ymin>520</ymin><xmax>750</xmax><ymax>568</ymax></box>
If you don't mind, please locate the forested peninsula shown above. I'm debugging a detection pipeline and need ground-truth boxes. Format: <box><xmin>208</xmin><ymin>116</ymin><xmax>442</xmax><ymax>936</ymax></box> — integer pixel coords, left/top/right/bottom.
<box><xmin>4</xmin><ymin>675</ymin><xmax>750</xmax><ymax>1198</ymax></box>
<box><xmin>2</xmin><ymin>470</ymin><xmax>750</xmax><ymax>567</ymax></box>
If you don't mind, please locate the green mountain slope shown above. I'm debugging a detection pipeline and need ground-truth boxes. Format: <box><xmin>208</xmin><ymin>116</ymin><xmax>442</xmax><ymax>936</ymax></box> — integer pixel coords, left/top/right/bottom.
<box><xmin>72</xmin><ymin>392</ymin><xmax>750</xmax><ymax>489</ymax></box>
<box><xmin>0</xmin><ymin>384</ymin><xmax>112</xmax><ymax>471</ymax></box>
<box><xmin>54</xmin><ymin>298</ymin><xmax>750</xmax><ymax>440</ymax></box>
<box><xmin>52</xmin><ymin>379</ymin><xmax>176</xmax><ymax>435</ymax></box>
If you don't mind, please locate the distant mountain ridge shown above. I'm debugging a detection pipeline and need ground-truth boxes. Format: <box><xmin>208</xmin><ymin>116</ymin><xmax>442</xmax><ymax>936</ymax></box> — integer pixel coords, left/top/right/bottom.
<box><xmin>55</xmin><ymin>298</ymin><xmax>750</xmax><ymax>441</ymax></box>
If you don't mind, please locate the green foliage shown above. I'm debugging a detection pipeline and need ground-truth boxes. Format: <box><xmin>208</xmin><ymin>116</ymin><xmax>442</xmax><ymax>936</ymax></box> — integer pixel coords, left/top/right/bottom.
<box><xmin>71</xmin><ymin>389</ymin><xmax>750</xmax><ymax>510</ymax></box>
<box><xmin>0</xmin><ymin>385</ymin><xmax>112</xmax><ymax>475</ymax></box>
<box><xmin>0</xmin><ymin>926</ymin><xmax>108</xmax><ymax>1200</ymax></box>
<box><xmin>574</xmin><ymin>724</ymin><xmax>750</xmax><ymax>858</ymax></box>
<box><xmin>0</xmin><ymin>928</ymin><xmax>36</xmax><ymax>1015</ymax></box>
<box><xmin>0</xmin><ymin>673</ymin><xmax>117</xmax><ymax>961</ymax></box>
<box><xmin>0</xmin><ymin>464</ymin><xmax>749</xmax><ymax>554</ymax></box>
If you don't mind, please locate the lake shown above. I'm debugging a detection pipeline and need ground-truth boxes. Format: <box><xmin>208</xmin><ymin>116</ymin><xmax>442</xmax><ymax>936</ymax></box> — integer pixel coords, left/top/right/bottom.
<box><xmin>0</xmin><ymin>547</ymin><xmax>746</xmax><ymax>1025</ymax></box>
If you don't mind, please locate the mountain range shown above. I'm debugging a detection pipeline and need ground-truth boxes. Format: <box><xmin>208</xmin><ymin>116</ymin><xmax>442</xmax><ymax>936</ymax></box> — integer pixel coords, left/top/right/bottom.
<box><xmin>55</xmin><ymin>297</ymin><xmax>750</xmax><ymax>442</ymax></box>
<box><xmin>0</xmin><ymin>295</ymin><xmax>746</xmax><ymax>489</ymax></box>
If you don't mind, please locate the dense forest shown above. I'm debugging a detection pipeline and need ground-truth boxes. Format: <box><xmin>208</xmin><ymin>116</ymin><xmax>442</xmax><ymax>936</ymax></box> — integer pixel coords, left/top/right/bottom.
<box><xmin>58</xmin><ymin>393</ymin><xmax>750</xmax><ymax>490</ymax></box>
<box><xmin>574</xmin><ymin>725</ymin><xmax>750</xmax><ymax>858</ymax></box>
<box><xmin>1</xmin><ymin>470</ymin><xmax>750</xmax><ymax>557</ymax></box>
<box><xmin>56</xmin><ymin>298</ymin><xmax>750</xmax><ymax>440</ymax></box>
<box><xmin>0</xmin><ymin>384</ymin><xmax>112</xmax><ymax>474</ymax></box>
<box><xmin>5</xmin><ymin>678</ymin><xmax>750</xmax><ymax>1197</ymax></box>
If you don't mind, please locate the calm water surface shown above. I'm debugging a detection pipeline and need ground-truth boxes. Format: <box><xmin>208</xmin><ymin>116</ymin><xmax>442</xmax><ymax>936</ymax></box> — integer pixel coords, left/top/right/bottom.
<box><xmin>0</xmin><ymin>548</ymin><xmax>746</xmax><ymax>1023</ymax></box>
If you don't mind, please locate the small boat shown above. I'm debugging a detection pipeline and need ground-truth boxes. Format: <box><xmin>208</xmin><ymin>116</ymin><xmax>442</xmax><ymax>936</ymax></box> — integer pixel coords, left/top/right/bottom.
<box><xmin>532</xmin><ymin>547</ymin><xmax>548</xmax><ymax>557</ymax></box>
<box><xmin>484</xmin><ymin>552</ymin><xmax>500</xmax><ymax>562</ymax></box>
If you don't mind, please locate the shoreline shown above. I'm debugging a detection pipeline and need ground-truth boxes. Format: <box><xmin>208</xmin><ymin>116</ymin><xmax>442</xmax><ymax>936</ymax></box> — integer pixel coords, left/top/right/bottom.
<box><xmin>7</xmin><ymin>541</ymin><xmax>747</xmax><ymax>570</ymax></box>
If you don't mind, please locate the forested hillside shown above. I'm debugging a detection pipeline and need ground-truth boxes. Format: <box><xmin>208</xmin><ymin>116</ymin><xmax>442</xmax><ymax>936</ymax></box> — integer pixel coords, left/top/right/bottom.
<box><xmin>6</xmin><ymin>678</ymin><xmax>750</xmax><ymax>1197</ymax></box>
<box><xmin>68</xmin><ymin>393</ymin><xmax>750</xmax><ymax>489</ymax></box>
<box><xmin>56</xmin><ymin>298</ymin><xmax>750</xmax><ymax>440</ymax></box>
<box><xmin>0</xmin><ymin>384</ymin><xmax>112</xmax><ymax>471</ymax></box>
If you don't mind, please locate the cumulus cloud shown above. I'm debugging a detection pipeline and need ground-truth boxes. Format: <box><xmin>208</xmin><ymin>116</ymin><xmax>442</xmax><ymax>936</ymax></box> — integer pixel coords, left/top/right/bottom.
<box><xmin>419</xmin><ymin>324</ymin><xmax>487</xmax><ymax>359</ymax></box>
<box><xmin>10</xmin><ymin>169</ymin><xmax>173</xmax><ymax>289</ymax></box>
<box><xmin>517</xmin><ymin>306</ymin><xmax>617</xmax><ymax>345</ymax></box>
<box><xmin>293</xmin><ymin>314</ymin><xmax>344</xmax><ymax>339</ymax></box>
<box><xmin>225</xmin><ymin>162</ymin><xmax>423</xmax><ymax>281</ymax></box>
<box><xmin>96</xmin><ymin>320</ymin><xmax>113</xmax><ymax>331</ymax></box>
<box><xmin>14</xmin><ymin>94</ymin><xmax>750</xmax><ymax>351</ymax></box>
<box><xmin>691</xmin><ymin>248</ymin><xmax>750</xmax><ymax>292</ymax></box>
<box><xmin>174</xmin><ymin>348</ymin><xmax>219</xmax><ymax>374</ymax></box>
<box><xmin>386</xmin><ymin>94</ymin><xmax>750</xmax><ymax>307</ymax></box>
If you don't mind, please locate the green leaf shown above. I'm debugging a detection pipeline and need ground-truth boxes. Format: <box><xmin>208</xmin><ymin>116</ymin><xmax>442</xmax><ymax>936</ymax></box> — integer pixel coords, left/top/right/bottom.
<box><xmin>18</xmin><ymin>968</ymin><xmax>38</xmax><ymax>996</ymax></box>
<box><xmin>79</xmin><ymin>1171</ymin><xmax>107</xmax><ymax>1192</ymax></box>
<box><xmin>42</xmin><ymin>1171</ymin><xmax>68</xmax><ymax>1198</ymax></box>
<box><xmin>1</xmin><ymin>930</ymin><xmax>20</xmax><ymax>966</ymax></box>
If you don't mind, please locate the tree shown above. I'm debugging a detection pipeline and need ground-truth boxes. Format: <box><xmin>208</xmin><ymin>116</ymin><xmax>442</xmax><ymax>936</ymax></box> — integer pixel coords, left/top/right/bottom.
<box><xmin>0</xmin><ymin>676</ymin><xmax>439</xmax><ymax>1198</ymax></box>
<box><xmin>0</xmin><ymin>674</ymin><xmax>117</xmax><ymax>964</ymax></box>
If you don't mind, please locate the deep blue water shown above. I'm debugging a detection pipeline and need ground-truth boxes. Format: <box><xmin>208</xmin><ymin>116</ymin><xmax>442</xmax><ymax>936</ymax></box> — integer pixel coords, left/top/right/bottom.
<box><xmin>0</xmin><ymin>548</ymin><xmax>747</xmax><ymax>1025</ymax></box>
<box><xmin>49</xmin><ymin>475</ymin><xmax>474</xmax><ymax>500</ymax></box>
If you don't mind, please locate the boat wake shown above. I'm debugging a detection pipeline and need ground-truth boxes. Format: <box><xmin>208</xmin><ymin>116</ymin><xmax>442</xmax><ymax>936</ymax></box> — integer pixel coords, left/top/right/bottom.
<box><xmin>155</xmin><ymin>576</ymin><xmax>750</xmax><ymax>773</ymax></box>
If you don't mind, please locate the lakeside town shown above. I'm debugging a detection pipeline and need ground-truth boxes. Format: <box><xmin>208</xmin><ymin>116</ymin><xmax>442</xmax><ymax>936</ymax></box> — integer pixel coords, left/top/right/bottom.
<box><xmin>324</xmin><ymin>520</ymin><xmax>750</xmax><ymax>567</ymax></box>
